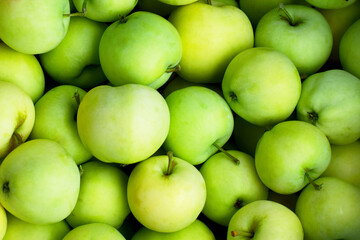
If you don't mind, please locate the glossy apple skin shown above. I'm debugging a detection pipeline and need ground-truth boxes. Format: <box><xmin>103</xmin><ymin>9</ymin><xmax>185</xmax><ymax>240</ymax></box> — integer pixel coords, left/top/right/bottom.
<box><xmin>63</xmin><ymin>223</ymin><xmax>126</xmax><ymax>240</ymax></box>
<box><xmin>0</xmin><ymin>204</ymin><xmax>6</xmax><ymax>239</ymax></box>
<box><xmin>305</xmin><ymin>0</ymin><xmax>357</xmax><ymax>9</ymax></box>
<box><xmin>295</xmin><ymin>177</ymin><xmax>360</xmax><ymax>240</ymax></box>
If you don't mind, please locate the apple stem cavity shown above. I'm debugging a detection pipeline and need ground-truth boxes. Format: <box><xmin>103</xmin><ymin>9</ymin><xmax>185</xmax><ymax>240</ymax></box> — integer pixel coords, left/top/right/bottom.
<box><xmin>278</xmin><ymin>3</ymin><xmax>297</xmax><ymax>26</ymax></box>
<box><xmin>304</xmin><ymin>169</ymin><xmax>322</xmax><ymax>190</ymax></box>
<box><xmin>166</xmin><ymin>65</ymin><xmax>181</xmax><ymax>73</ymax></box>
<box><xmin>2</xmin><ymin>182</ymin><xmax>9</xmax><ymax>194</ymax></box>
<box><xmin>234</xmin><ymin>199</ymin><xmax>243</xmax><ymax>209</ymax></box>
<box><xmin>229</xmin><ymin>91</ymin><xmax>237</xmax><ymax>101</ymax></box>
<box><xmin>213</xmin><ymin>143</ymin><xmax>240</xmax><ymax>165</ymax></box>
<box><xmin>165</xmin><ymin>151</ymin><xmax>176</xmax><ymax>176</ymax></box>
<box><xmin>307</xmin><ymin>111</ymin><xmax>319</xmax><ymax>124</ymax></box>
<box><xmin>231</xmin><ymin>230</ymin><xmax>254</xmax><ymax>238</ymax></box>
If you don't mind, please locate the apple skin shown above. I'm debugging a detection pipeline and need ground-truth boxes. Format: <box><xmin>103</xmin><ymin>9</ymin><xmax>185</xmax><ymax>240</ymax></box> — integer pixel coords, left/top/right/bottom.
<box><xmin>63</xmin><ymin>223</ymin><xmax>126</xmax><ymax>240</ymax></box>
<box><xmin>66</xmin><ymin>160</ymin><xmax>130</xmax><ymax>229</ymax></box>
<box><xmin>0</xmin><ymin>42</ymin><xmax>45</xmax><ymax>102</ymax></box>
<box><xmin>305</xmin><ymin>0</ymin><xmax>357</xmax><ymax>9</ymax></box>
<box><xmin>127</xmin><ymin>154</ymin><xmax>206</xmax><ymax>233</ymax></box>
<box><xmin>227</xmin><ymin>200</ymin><xmax>304</xmax><ymax>240</ymax></box>
<box><xmin>339</xmin><ymin>19</ymin><xmax>360</xmax><ymax>79</ymax></box>
<box><xmin>222</xmin><ymin>47</ymin><xmax>301</xmax><ymax>127</ymax></box>
<box><xmin>131</xmin><ymin>220</ymin><xmax>216</xmax><ymax>240</ymax></box>
<box><xmin>168</xmin><ymin>2</ymin><xmax>254</xmax><ymax>83</ymax></box>
<box><xmin>199</xmin><ymin>150</ymin><xmax>268</xmax><ymax>226</ymax></box>
<box><xmin>163</xmin><ymin>86</ymin><xmax>234</xmax><ymax>165</ymax></box>
<box><xmin>99</xmin><ymin>11</ymin><xmax>182</xmax><ymax>88</ymax></box>
<box><xmin>77</xmin><ymin>84</ymin><xmax>170</xmax><ymax>165</ymax></box>
<box><xmin>255</xmin><ymin>4</ymin><xmax>333</xmax><ymax>78</ymax></box>
<box><xmin>29</xmin><ymin>85</ymin><xmax>92</xmax><ymax>165</ymax></box>
<box><xmin>0</xmin><ymin>81</ymin><xmax>35</xmax><ymax>160</ymax></box>
<box><xmin>295</xmin><ymin>177</ymin><xmax>360</xmax><ymax>239</ymax></box>
<box><xmin>3</xmin><ymin>212</ymin><xmax>70</xmax><ymax>240</ymax></box>
<box><xmin>296</xmin><ymin>69</ymin><xmax>360</xmax><ymax>145</ymax></box>
<box><xmin>0</xmin><ymin>204</ymin><xmax>6</xmax><ymax>239</ymax></box>
<box><xmin>255</xmin><ymin>120</ymin><xmax>331</xmax><ymax>194</ymax></box>
<box><xmin>0</xmin><ymin>0</ymin><xmax>70</xmax><ymax>54</ymax></box>
<box><xmin>39</xmin><ymin>17</ymin><xmax>108</xmax><ymax>89</ymax></box>
<box><xmin>0</xmin><ymin>139</ymin><xmax>80</xmax><ymax>224</ymax></box>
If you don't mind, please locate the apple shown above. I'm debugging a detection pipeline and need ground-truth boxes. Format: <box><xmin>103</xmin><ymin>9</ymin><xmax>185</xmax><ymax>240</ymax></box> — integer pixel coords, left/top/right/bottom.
<box><xmin>3</xmin><ymin>212</ymin><xmax>70</xmax><ymax>240</ymax></box>
<box><xmin>199</xmin><ymin>150</ymin><xmax>268</xmax><ymax>226</ymax></box>
<box><xmin>66</xmin><ymin>160</ymin><xmax>130</xmax><ymax>229</ymax></box>
<box><xmin>0</xmin><ymin>80</ymin><xmax>35</xmax><ymax>160</ymax></box>
<box><xmin>0</xmin><ymin>42</ymin><xmax>45</xmax><ymax>102</ymax></box>
<box><xmin>296</xmin><ymin>69</ymin><xmax>360</xmax><ymax>145</ymax></box>
<box><xmin>99</xmin><ymin>11</ymin><xmax>182</xmax><ymax>89</ymax></box>
<box><xmin>222</xmin><ymin>47</ymin><xmax>301</xmax><ymax>127</ymax></box>
<box><xmin>39</xmin><ymin>17</ymin><xmax>108</xmax><ymax>89</ymax></box>
<box><xmin>127</xmin><ymin>153</ymin><xmax>206</xmax><ymax>233</ymax></box>
<box><xmin>163</xmin><ymin>86</ymin><xmax>234</xmax><ymax>165</ymax></box>
<box><xmin>131</xmin><ymin>219</ymin><xmax>216</xmax><ymax>240</ymax></box>
<box><xmin>305</xmin><ymin>0</ymin><xmax>358</xmax><ymax>9</ymax></box>
<box><xmin>0</xmin><ymin>139</ymin><xmax>80</xmax><ymax>224</ymax></box>
<box><xmin>77</xmin><ymin>84</ymin><xmax>170</xmax><ymax>165</ymax></box>
<box><xmin>157</xmin><ymin>0</ymin><xmax>197</xmax><ymax>6</ymax></box>
<box><xmin>321</xmin><ymin>140</ymin><xmax>360</xmax><ymax>188</ymax></box>
<box><xmin>168</xmin><ymin>2</ymin><xmax>254</xmax><ymax>83</ymax></box>
<box><xmin>295</xmin><ymin>177</ymin><xmax>360</xmax><ymax>239</ymax></box>
<box><xmin>0</xmin><ymin>204</ymin><xmax>6</xmax><ymax>239</ymax></box>
<box><xmin>0</xmin><ymin>0</ymin><xmax>70</xmax><ymax>54</ymax></box>
<box><xmin>255</xmin><ymin>4</ymin><xmax>333</xmax><ymax>78</ymax></box>
<box><xmin>339</xmin><ymin>18</ymin><xmax>360</xmax><ymax>79</ymax></box>
<box><xmin>255</xmin><ymin>120</ymin><xmax>331</xmax><ymax>194</ymax></box>
<box><xmin>63</xmin><ymin>222</ymin><xmax>126</xmax><ymax>240</ymax></box>
<box><xmin>29</xmin><ymin>85</ymin><xmax>92</xmax><ymax>165</ymax></box>
<box><xmin>227</xmin><ymin>200</ymin><xmax>303</xmax><ymax>239</ymax></box>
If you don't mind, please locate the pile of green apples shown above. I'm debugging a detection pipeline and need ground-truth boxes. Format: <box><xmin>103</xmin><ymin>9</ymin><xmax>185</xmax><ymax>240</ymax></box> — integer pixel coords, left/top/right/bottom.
<box><xmin>0</xmin><ymin>0</ymin><xmax>359</xmax><ymax>239</ymax></box>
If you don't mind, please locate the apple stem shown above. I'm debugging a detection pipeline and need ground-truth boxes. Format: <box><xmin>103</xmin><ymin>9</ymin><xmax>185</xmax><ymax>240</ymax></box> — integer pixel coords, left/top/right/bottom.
<box><xmin>73</xmin><ymin>90</ymin><xmax>81</xmax><ymax>108</ymax></box>
<box><xmin>166</xmin><ymin>65</ymin><xmax>181</xmax><ymax>73</ymax></box>
<box><xmin>213</xmin><ymin>143</ymin><xmax>240</xmax><ymax>165</ymax></box>
<box><xmin>278</xmin><ymin>3</ymin><xmax>296</xmax><ymax>26</ymax></box>
<box><xmin>8</xmin><ymin>132</ymin><xmax>23</xmax><ymax>153</ymax></box>
<box><xmin>165</xmin><ymin>151</ymin><xmax>176</xmax><ymax>176</ymax></box>
<box><xmin>79</xmin><ymin>164</ymin><xmax>84</xmax><ymax>176</ymax></box>
<box><xmin>63</xmin><ymin>0</ymin><xmax>87</xmax><ymax>17</ymax></box>
<box><xmin>231</xmin><ymin>230</ymin><xmax>254</xmax><ymax>238</ymax></box>
<box><xmin>304</xmin><ymin>169</ymin><xmax>322</xmax><ymax>190</ymax></box>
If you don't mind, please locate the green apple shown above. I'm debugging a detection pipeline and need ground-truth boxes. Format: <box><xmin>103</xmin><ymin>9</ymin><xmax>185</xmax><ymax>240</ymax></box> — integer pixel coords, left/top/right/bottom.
<box><xmin>295</xmin><ymin>177</ymin><xmax>360</xmax><ymax>239</ymax></box>
<box><xmin>0</xmin><ymin>42</ymin><xmax>45</xmax><ymax>102</ymax></box>
<box><xmin>157</xmin><ymin>0</ymin><xmax>197</xmax><ymax>6</ymax></box>
<box><xmin>163</xmin><ymin>86</ymin><xmax>234</xmax><ymax>165</ymax></box>
<box><xmin>0</xmin><ymin>0</ymin><xmax>70</xmax><ymax>54</ymax></box>
<box><xmin>200</xmin><ymin>150</ymin><xmax>268</xmax><ymax>226</ymax></box>
<box><xmin>29</xmin><ymin>85</ymin><xmax>92</xmax><ymax>165</ymax></box>
<box><xmin>99</xmin><ymin>11</ymin><xmax>182</xmax><ymax>89</ymax></box>
<box><xmin>255</xmin><ymin>120</ymin><xmax>331</xmax><ymax>194</ymax></box>
<box><xmin>0</xmin><ymin>139</ymin><xmax>80</xmax><ymax>224</ymax></box>
<box><xmin>127</xmin><ymin>153</ymin><xmax>206</xmax><ymax>233</ymax></box>
<box><xmin>321</xmin><ymin>140</ymin><xmax>360</xmax><ymax>188</ymax></box>
<box><xmin>0</xmin><ymin>81</ymin><xmax>35</xmax><ymax>160</ymax></box>
<box><xmin>296</xmin><ymin>69</ymin><xmax>360</xmax><ymax>145</ymax></box>
<box><xmin>255</xmin><ymin>4</ymin><xmax>333</xmax><ymax>78</ymax></box>
<box><xmin>66</xmin><ymin>160</ymin><xmax>130</xmax><ymax>229</ymax></box>
<box><xmin>131</xmin><ymin>219</ymin><xmax>215</xmax><ymax>240</ymax></box>
<box><xmin>3</xmin><ymin>212</ymin><xmax>70</xmax><ymax>240</ymax></box>
<box><xmin>39</xmin><ymin>17</ymin><xmax>108</xmax><ymax>89</ymax></box>
<box><xmin>339</xmin><ymin>18</ymin><xmax>360</xmax><ymax>79</ymax></box>
<box><xmin>77</xmin><ymin>84</ymin><xmax>170</xmax><ymax>165</ymax></box>
<box><xmin>227</xmin><ymin>200</ymin><xmax>303</xmax><ymax>239</ymax></box>
<box><xmin>222</xmin><ymin>47</ymin><xmax>301</xmax><ymax>127</ymax></box>
<box><xmin>63</xmin><ymin>222</ymin><xmax>126</xmax><ymax>240</ymax></box>
<box><xmin>168</xmin><ymin>2</ymin><xmax>253</xmax><ymax>83</ymax></box>
<box><xmin>197</xmin><ymin>0</ymin><xmax>239</xmax><ymax>7</ymax></box>
<box><xmin>73</xmin><ymin>0</ymin><xmax>137</xmax><ymax>22</ymax></box>
<box><xmin>0</xmin><ymin>204</ymin><xmax>6</xmax><ymax>239</ymax></box>
<box><xmin>305</xmin><ymin>0</ymin><xmax>358</xmax><ymax>9</ymax></box>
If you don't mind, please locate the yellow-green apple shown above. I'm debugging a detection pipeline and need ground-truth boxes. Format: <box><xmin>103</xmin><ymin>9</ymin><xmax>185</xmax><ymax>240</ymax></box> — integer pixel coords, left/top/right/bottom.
<box><xmin>39</xmin><ymin>17</ymin><xmax>108</xmax><ymax>89</ymax></box>
<box><xmin>0</xmin><ymin>81</ymin><xmax>35</xmax><ymax>160</ymax></box>
<box><xmin>3</xmin><ymin>212</ymin><xmax>70</xmax><ymax>240</ymax></box>
<box><xmin>0</xmin><ymin>204</ymin><xmax>6</xmax><ymax>239</ymax></box>
<box><xmin>227</xmin><ymin>200</ymin><xmax>303</xmax><ymax>239</ymax></box>
<box><xmin>63</xmin><ymin>222</ymin><xmax>126</xmax><ymax>240</ymax></box>
<box><xmin>127</xmin><ymin>153</ymin><xmax>206</xmax><ymax>233</ymax></box>
<box><xmin>200</xmin><ymin>150</ymin><xmax>268</xmax><ymax>226</ymax></box>
<box><xmin>295</xmin><ymin>177</ymin><xmax>360</xmax><ymax>239</ymax></box>
<box><xmin>77</xmin><ymin>84</ymin><xmax>170</xmax><ymax>165</ymax></box>
<box><xmin>255</xmin><ymin>120</ymin><xmax>331</xmax><ymax>194</ymax></box>
<box><xmin>321</xmin><ymin>140</ymin><xmax>360</xmax><ymax>188</ymax></box>
<box><xmin>0</xmin><ymin>42</ymin><xmax>44</xmax><ymax>102</ymax></box>
<box><xmin>222</xmin><ymin>47</ymin><xmax>301</xmax><ymax>127</ymax></box>
<box><xmin>255</xmin><ymin>4</ymin><xmax>333</xmax><ymax>78</ymax></box>
<box><xmin>66</xmin><ymin>160</ymin><xmax>130</xmax><ymax>229</ymax></box>
<box><xmin>296</xmin><ymin>69</ymin><xmax>360</xmax><ymax>145</ymax></box>
<box><xmin>73</xmin><ymin>0</ymin><xmax>137</xmax><ymax>22</ymax></box>
<box><xmin>131</xmin><ymin>219</ymin><xmax>216</xmax><ymax>240</ymax></box>
<box><xmin>305</xmin><ymin>0</ymin><xmax>358</xmax><ymax>9</ymax></box>
<box><xmin>0</xmin><ymin>139</ymin><xmax>80</xmax><ymax>224</ymax></box>
<box><xmin>339</xmin><ymin>19</ymin><xmax>360</xmax><ymax>79</ymax></box>
<box><xmin>0</xmin><ymin>0</ymin><xmax>70</xmax><ymax>54</ymax></box>
<box><xmin>168</xmin><ymin>2</ymin><xmax>253</xmax><ymax>83</ymax></box>
<box><xmin>99</xmin><ymin>11</ymin><xmax>182</xmax><ymax>89</ymax></box>
<box><xmin>163</xmin><ymin>86</ymin><xmax>234</xmax><ymax>165</ymax></box>
<box><xmin>29</xmin><ymin>85</ymin><xmax>92</xmax><ymax>165</ymax></box>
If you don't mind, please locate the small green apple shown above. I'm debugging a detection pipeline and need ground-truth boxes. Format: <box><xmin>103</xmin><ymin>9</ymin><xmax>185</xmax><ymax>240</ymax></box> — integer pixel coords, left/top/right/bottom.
<box><xmin>0</xmin><ymin>204</ymin><xmax>6</xmax><ymax>239</ymax></box>
<box><xmin>305</xmin><ymin>0</ymin><xmax>357</xmax><ymax>9</ymax></box>
<box><xmin>63</xmin><ymin>223</ymin><xmax>126</xmax><ymax>240</ymax></box>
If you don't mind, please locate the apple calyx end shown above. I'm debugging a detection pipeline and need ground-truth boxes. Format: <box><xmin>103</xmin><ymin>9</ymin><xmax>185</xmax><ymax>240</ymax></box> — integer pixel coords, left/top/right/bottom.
<box><xmin>165</xmin><ymin>151</ymin><xmax>176</xmax><ymax>176</ymax></box>
<box><xmin>2</xmin><ymin>181</ymin><xmax>9</xmax><ymax>194</ymax></box>
<box><xmin>231</xmin><ymin>230</ymin><xmax>254</xmax><ymax>238</ymax></box>
<box><xmin>304</xmin><ymin>169</ymin><xmax>322</xmax><ymax>191</ymax></box>
<box><xmin>234</xmin><ymin>199</ymin><xmax>243</xmax><ymax>209</ymax></box>
<box><xmin>213</xmin><ymin>143</ymin><xmax>240</xmax><ymax>165</ymax></box>
<box><xmin>307</xmin><ymin>111</ymin><xmax>319</xmax><ymax>125</ymax></box>
<box><xmin>228</xmin><ymin>91</ymin><xmax>237</xmax><ymax>102</ymax></box>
